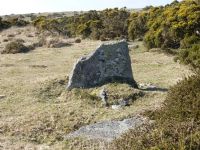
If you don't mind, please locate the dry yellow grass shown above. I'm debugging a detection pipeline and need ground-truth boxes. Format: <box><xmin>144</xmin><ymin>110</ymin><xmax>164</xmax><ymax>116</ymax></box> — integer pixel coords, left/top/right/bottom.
<box><xmin>0</xmin><ymin>28</ymin><xmax>192</xmax><ymax>149</ymax></box>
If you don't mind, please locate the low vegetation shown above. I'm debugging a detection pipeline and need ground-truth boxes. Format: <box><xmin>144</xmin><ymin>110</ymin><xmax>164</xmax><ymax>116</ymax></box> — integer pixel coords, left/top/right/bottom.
<box><xmin>2</xmin><ymin>40</ymin><xmax>30</xmax><ymax>54</ymax></box>
<box><xmin>40</xmin><ymin>37</ymin><xmax>72</xmax><ymax>48</ymax></box>
<box><xmin>128</xmin><ymin>0</ymin><xmax>200</xmax><ymax>70</ymax></box>
<box><xmin>0</xmin><ymin>16</ymin><xmax>29</xmax><ymax>31</ymax></box>
<box><xmin>31</xmin><ymin>0</ymin><xmax>200</xmax><ymax>69</ymax></box>
<box><xmin>32</xmin><ymin>8</ymin><xmax>129</xmax><ymax>39</ymax></box>
<box><xmin>129</xmin><ymin>0</ymin><xmax>200</xmax><ymax>49</ymax></box>
<box><xmin>178</xmin><ymin>44</ymin><xmax>200</xmax><ymax>69</ymax></box>
<box><xmin>35</xmin><ymin>78</ymin><xmax>68</xmax><ymax>102</ymax></box>
<box><xmin>111</xmin><ymin>73</ymin><xmax>200</xmax><ymax>150</ymax></box>
<box><xmin>75</xmin><ymin>38</ymin><xmax>81</xmax><ymax>43</ymax></box>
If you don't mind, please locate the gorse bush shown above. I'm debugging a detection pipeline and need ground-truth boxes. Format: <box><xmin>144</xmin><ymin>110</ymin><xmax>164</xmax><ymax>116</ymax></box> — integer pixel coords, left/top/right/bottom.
<box><xmin>164</xmin><ymin>74</ymin><xmax>200</xmax><ymax>122</ymax></box>
<box><xmin>32</xmin><ymin>1</ymin><xmax>199</xmax><ymax>50</ymax></box>
<box><xmin>128</xmin><ymin>0</ymin><xmax>200</xmax><ymax>50</ymax></box>
<box><xmin>178</xmin><ymin>44</ymin><xmax>200</xmax><ymax>69</ymax></box>
<box><xmin>0</xmin><ymin>17</ymin><xmax>11</xmax><ymax>31</ymax></box>
<box><xmin>128</xmin><ymin>0</ymin><xmax>200</xmax><ymax>69</ymax></box>
<box><xmin>180</xmin><ymin>35</ymin><xmax>200</xmax><ymax>49</ymax></box>
<box><xmin>33</xmin><ymin>8</ymin><xmax>130</xmax><ymax>40</ymax></box>
<box><xmin>7</xmin><ymin>17</ymin><xmax>29</xmax><ymax>27</ymax></box>
<box><xmin>128</xmin><ymin>12</ymin><xmax>148</xmax><ymax>41</ymax></box>
<box><xmin>3</xmin><ymin>1</ymin><xmax>200</xmax><ymax>68</ymax></box>
<box><xmin>0</xmin><ymin>16</ymin><xmax>29</xmax><ymax>31</ymax></box>
<box><xmin>111</xmin><ymin>73</ymin><xmax>200</xmax><ymax>150</ymax></box>
<box><xmin>2</xmin><ymin>40</ymin><xmax>29</xmax><ymax>54</ymax></box>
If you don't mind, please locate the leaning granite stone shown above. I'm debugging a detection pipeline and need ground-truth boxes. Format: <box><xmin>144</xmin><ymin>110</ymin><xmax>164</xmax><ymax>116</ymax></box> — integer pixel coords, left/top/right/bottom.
<box><xmin>67</xmin><ymin>40</ymin><xmax>137</xmax><ymax>89</ymax></box>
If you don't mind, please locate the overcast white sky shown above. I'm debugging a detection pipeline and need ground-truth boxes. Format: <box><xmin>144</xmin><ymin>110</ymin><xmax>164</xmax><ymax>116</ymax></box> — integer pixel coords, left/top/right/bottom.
<box><xmin>0</xmin><ymin>0</ymin><xmax>179</xmax><ymax>15</ymax></box>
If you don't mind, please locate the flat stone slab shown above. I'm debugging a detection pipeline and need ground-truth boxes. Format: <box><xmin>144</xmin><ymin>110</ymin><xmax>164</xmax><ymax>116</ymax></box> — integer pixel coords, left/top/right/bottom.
<box><xmin>67</xmin><ymin>40</ymin><xmax>137</xmax><ymax>89</ymax></box>
<box><xmin>65</xmin><ymin>116</ymin><xmax>148</xmax><ymax>142</ymax></box>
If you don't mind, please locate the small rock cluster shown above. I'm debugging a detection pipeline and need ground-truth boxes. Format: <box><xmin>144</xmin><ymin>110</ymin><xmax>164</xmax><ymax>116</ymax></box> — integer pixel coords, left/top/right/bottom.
<box><xmin>139</xmin><ymin>83</ymin><xmax>157</xmax><ymax>89</ymax></box>
<box><xmin>99</xmin><ymin>88</ymin><xmax>130</xmax><ymax>110</ymax></box>
<box><xmin>111</xmin><ymin>98</ymin><xmax>129</xmax><ymax>110</ymax></box>
<box><xmin>99</xmin><ymin>88</ymin><xmax>109</xmax><ymax>107</ymax></box>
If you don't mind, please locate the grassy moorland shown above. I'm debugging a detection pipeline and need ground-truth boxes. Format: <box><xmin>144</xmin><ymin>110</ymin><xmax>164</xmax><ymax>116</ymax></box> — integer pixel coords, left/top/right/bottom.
<box><xmin>0</xmin><ymin>1</ymin><xmax>199</xmax><ymax>149</ymax></box>
<box><xmin>0</xmin><ymin>26</ymin><xmax>192</xmax><ymax>149</ymax></box>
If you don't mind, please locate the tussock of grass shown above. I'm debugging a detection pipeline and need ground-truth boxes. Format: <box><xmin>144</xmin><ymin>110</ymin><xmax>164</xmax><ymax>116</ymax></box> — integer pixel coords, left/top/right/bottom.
<box><xmin>35</xmin><ymin>77</ymin><xmax>144</xmax><ymax>106</ymax></box>
<box><xmin>74</xmin><ymin>38</ymin><xmax>81</xmax><ymax>43</ymax></box>
<box><xmin>39</xmin><ymin>36</ymin><xmax>72</xmax><ymax>48</ymax></box>
<box><xmin>34</xmin><ymin>77</ymin><xmax>68</xmax><ymax>102</ymax></box>
<box><xmin>2</xmin><ymin>40</ymin><xmax>30</xmax><ymax>54</ymax></box>
<box><xmin>0</xmin><ymin>77</ymin><xmax>145</xmax><ymax>145</ymax></box>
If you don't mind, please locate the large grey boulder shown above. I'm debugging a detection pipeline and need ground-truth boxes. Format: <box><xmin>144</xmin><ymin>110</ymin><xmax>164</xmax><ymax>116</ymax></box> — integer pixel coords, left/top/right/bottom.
<box><xmin>67</xmin><ymin>40</ymin><xmax>137</xmax><ymax>89</ymax></box>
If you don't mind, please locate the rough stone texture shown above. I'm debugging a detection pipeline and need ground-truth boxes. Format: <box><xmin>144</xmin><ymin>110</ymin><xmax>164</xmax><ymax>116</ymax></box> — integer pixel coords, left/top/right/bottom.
<box><xmin>99</xmin><ymin>88</ymin><xmax>108</xmax><ymax>106</ymax></box>
<box><xmin>65</xmin><ymin>116</ymin><xmax>148</xmax><ymax>142</ymax></box>
<box><xmin>67</xmin><ymin>40</ymin><xmax>137</xmax><ymax>89</ymax></box>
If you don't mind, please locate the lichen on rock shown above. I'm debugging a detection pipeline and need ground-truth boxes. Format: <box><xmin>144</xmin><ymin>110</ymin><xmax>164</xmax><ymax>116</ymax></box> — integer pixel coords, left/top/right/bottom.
<box><xmin>67</xmin><ymin>40</ymin><xmax>137</xmax><ymax>89</ymax></box>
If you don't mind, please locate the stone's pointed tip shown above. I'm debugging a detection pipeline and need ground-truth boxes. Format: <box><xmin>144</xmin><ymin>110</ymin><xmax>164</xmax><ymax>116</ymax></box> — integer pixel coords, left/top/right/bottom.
<box><xmin>101</xmin><ymin>39</ymin><xmax>127</xmax><ymax>45</ymax></box>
